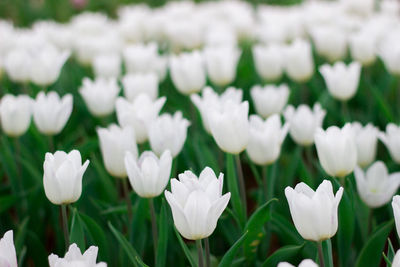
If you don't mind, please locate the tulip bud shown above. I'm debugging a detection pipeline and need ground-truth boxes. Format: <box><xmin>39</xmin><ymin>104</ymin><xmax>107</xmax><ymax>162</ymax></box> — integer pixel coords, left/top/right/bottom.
<box><xmin>284</xmin><ymin>103</ymin><xmax>326</xmax><ymax>146</ymax></box>
<box><xmin>4</xmin><ymin>48</ymin><xmax>32</xmax><ymax>83</ymax></box>
<box><xmin>169</xmin><ymin>51</ymin><xmax>206</xmax><ymax>95</ymax></box>
<box><xmin>246</xmin><ymin>114</ymin><xmax>288</xmax><ymax>165</ymax></box>
<box><xmin>311</xmin><ymin>26</ymin><xmax>347</xmax><ymax>62</ymax></box>
<box><xmin>393</xmin><ymin>249</ymin><xmax>400</xmax><ymax>267</ymax></box>
<box><xmin>79</xmin><ymin>77</ymin><xmax>120</xmax><ymax>117</ymax></box>
<box><xmin>165</xmin><ymin>167</ymin><xmax>231</xmax><ymax>240</ymax></box>
<box><xmin>33</xmin><ymin>91</ymin><xmax>73</xmax><ymax>135</ymax></box>
<box><xmin>393</xmin><ymin>196</ymin><xmax>400</xmax><ymax>239</ymax></box>
<box><xmin>48</xmin><ymin>243</ymin><xmax>106</xmax><ymax>267</ymax></box>
<box><xmin>125</xmin><ymin>150</ymin><xmax>172</xmax><ymax>198</ymax></box>
<box><xmin>351</xmin><ymin>122</ymin><xmax>379</xmax><ymax>167</ymax></box>
<box><xmin>148</xmin><ymin>112</ymin><xmax>190</xmax><ymax>157</ymax></box>
<box><xmin>116</xmin><ymin>95</ymin><xmax>166</xmax><ymax>144</ymax></box>
<box><xmin>0</xmin><ymin>230</ymin><xmax>17</xmax><ymax>267</ymax></box>
<box><xmin>284</xmin><ymin>39</ymin><xmax>314</xmax><ymax>83</ymax></box>
<box><xmin>314</xmin><ymin>124</ymin><xmax>357</xmax><ymax>178</ymax></box>
<box><xmin>204</xmin><ymin>45</ymin><xmax>241</xmax><ymax>87</ymax></box>
<box><xmin>122</xmin><ymin>73</ymin><xmax>158</xmax><ymax>101</ymax></box>
<box><xmin>251</xmin><ymin>84</ymin><xmax>289</xmax><ymax>118</ymax></box>
<box><xmin>319</xmin><ymin>62</ymin><xmax>361</xmax><ymax>101</ymax></box>
<box><xmin>0</xmin><ymin>94</ymin><xmax>32</xmax><ymax>137</ymax></box>
<box><xmin>278</xmin><ymin>259</ymin><xmax>318</xmax><ymax>267</ymax></box>
<box><xmin>191</xmin><ymin>86</ymin><xmax>242</xmax><ymax>133</ymax></box>
<box><xmin>349</xmin><ymin>31</ymin><xmax>376</xmax><ymax>66</ymax></box>
<box><xmin>93</xmin><ymin>53</ymin><xmax>121</xmax><ymax>79</ymax></box>
<box><xmin>379</xmin><ymin>123</ymin><xmax>400</xmax><ymax>164</ymax></box>
<box><xmin>252</xmin><ymin>43</ymin><xmax>284</xmax><ymax>82</ymax></box>
<box><xmin>43</xmin><ymin>150</ymin><xmax>89</xmax><ymax>205</ymax></box>
<box><xmin>208</xmin><ymin>100</ymin><xmax>249</xmax><ymax>154</ymax></box>
<box><xmin>97</xmin><ymin>124</ymin><xmax>138</xmax><ymax>178</ymax></box>
<box><xmin>355</xmin><ymin>161</ymin><xmax>400</xmax><ymax>208</ymax></box>
<box><xmin>285</xmin><ymin>180</ymin><xmax>343</xmax><ymax>242</ymax></box>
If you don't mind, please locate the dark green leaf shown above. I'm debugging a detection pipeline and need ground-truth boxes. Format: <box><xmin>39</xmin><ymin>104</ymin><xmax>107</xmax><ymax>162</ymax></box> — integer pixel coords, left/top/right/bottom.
<box><xmin>219</xmin><ymin>231</ymin><xmax>249</xmax><ymax>267</ymax></box>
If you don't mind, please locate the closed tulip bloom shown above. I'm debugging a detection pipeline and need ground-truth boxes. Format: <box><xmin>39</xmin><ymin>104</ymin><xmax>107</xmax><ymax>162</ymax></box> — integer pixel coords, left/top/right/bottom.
<box><xmin>122</xmin><ymin>73</ymin><xmax>158</xmax><ymax>101</ymax></box>
<box><xmin>246</xmin><ymin>114</ymin><xmax>288</xmax><ymax>165</ymax></box>
<box><xmin>97</xmin><ymin>124</ymin><xmax>137</xmax><ymax>178</ymax></box>
<box><xmin>251</xmin><ymin>84</ymin><xmax>289</xmax><ymax>118</ymax></box>
<box><xmin>278</xmin><ymin>259</ymin><xmax>318</xmax><ymax>267</ymax></box>
<box><xmin>315</xmin><ymin>124</ymin><xmax>357</xmax><ymax>178</ymax></box>
<box><xmin>392</xmin><ymin>196</ymin><xmax>400</xmax><ymax>239</ymax></box>
<box><xmin>252</xmin><ymin>43</ymin><xmax>284</xmax><ymax>81</ymax></box>
<box><xmin>125</xmin><ymin>150</ymin><xmax>172</xmax><ymax>198</ymax></box>
<box><xmin>285</xmin><ymin>180</ymin><xmax>343</xmax><ymax>241</ymax></box>
<box><xmin>43</xmin><ymin>150</ymin><xmax>89</xmax><ymax>205</ymax></box>
<box><xmin>379</xmin><ymin>123</ymin><xmax>400</xmax><ymax>163</ymax></box>
<box><xmin>284</xmin><ymin>103</ymin><xmax>326</xmax><ymax>146</ymax></box>
<box><xmin>0</xmin><ymin>231</ymin><xmax>17</xmax><ymax>267</ymax></box>
<box><xmin>311</xmin><ymin>26</ymin><xmax>347</xmax><ymax>62</ymax></box>
<box><xmin>169</xmin><ymin>51</ymin><xmax>206</xmax><ymax>95</ymax></box>
<box><xmin>393</xmin><ymin>250</ymin><xmax>400</xmax><ymax>267</ymax></box>
<box><xmin>0</xmin><ymin>94</ymin><xmax>32</xmax><ymax>137</ymax></box>
<box><xmin>204</xmin><ymin>45</ymin><xmax>241</xmax><ymax>87</ymax></box>
<box><xmin>379</xmin><ymin>34</ymin><xmax>400</xmax><ymax>75</ymax></box>
<box><xmin>191</xmin><ymin>86</ymin><xmax>242</xmax><ymax>133</ymax></box>
<box><xmin>349</xmin><ymin>31</ymin><xmax>376</xmax><ymax>66</ymax></box>
<box><xmin>284</xmin><ymin>39</ymin><xmax>314</xmax><ymax>83</ymax></box>
<box><xmin>33</xmin><ymin>91</ymin><xmax>73</xmax><ymax>135</ymax></box>
<box><xmin>115</xmin><ymin>95</ymin><xmax>166</xmax><ymax>144</ymax></box>
<box><xmin>165</xmin><ymin>167</ymin><xmax>231</xmax><ymax>240</ymax></box>
<box><xmin>49</xmin><ymin>243</ymin><xmax>106</xmax><ymax>267</ymax></box>
<box><xmin>354</xmin><ymin>161</ymin><xmax>400</xmax><ymax>208</ymax></box>
<box><xmin>79</xmin><ymin>77</ymin><xmax>120</xmax><ymax>117</ymax></box>
<box><xmin>208</xmin><ymin>100</ymin><xmax>249</xmax><ymax>154</ymax></box>
<box><xmin>148</xmin><ymin>112</ymin><xmax>190</xmax><ymax>157</ymax></box>
<box><xmin>351</xmin><ymin>122</ymin><xmax>379</xmax><ymax>167</ymax></box>
<box><xmin>319</xmin><ymin>62</ymin><xmax>361</xmax><ymax>101</ymax></box>
<box><xmin>93</xmin><ymin>53</ymin><xmax>121</xmax><ymax>79</ymax></box>
<box><xmin>4</xmin><ymin>48</ymin><xmax>32</xmax><ymax>83</ymax></box>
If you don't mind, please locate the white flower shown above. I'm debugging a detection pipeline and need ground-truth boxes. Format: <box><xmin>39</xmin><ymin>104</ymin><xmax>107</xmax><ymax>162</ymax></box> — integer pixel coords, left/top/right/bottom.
<box><xmin>252</xmin><ymin>43</ymin><xmax>284</xmax><ymax>81</ymax></box>
<box><xmin>165</xmin><ymin>167</ymin><xmax>231</xmax><ymax>240</ymax></box>
<box><xmin>43</xmin><ymin>150</ymin><xmax>89</xmax><ymax>205</ymax></box>
<box><xmin>122</xmin><ymin>73</ymin><xmax>158</xmax><ymax>101</ymax></box>
<box><xmin>285</xmin><ymin>180</ymin><xmax>343</xmax><ymax>241</ymax></box>
<box><xmin>311</xmin><ymin>26</ymin><xmax>347</xmax><ymax>62</ymax></box>
<box><xmin>278</xmin><ymin>259</ymin><xmax>319</xmax><ymax>267</ymax></box>
<box><xmin>392</xmin><ymin>249</ymin><xmax>400</xmax><ymax>267</ymax></box>
<box><xmin>284</xmin><ymin>39</ymin><xmax>314</xmax><ymax>83</ymax></box>
<box><xmin>125</xmin><ymin>150</ymin><xmax>172</xmax><ymax>198</ymax></box>
<box><xmin>379</xmin><ymin>123</ymin><xmax>400</xmax><ymax>164</ymax></box>
<box><xmin>93</xmin><ymin>53</ymin><xmax>121</xmax><ymax>79</ymax></box>
<box><xmin>0</xmin><ymin>94</ymin><xmax>32</xmax><ymax>137</ymax></box>
<box><xmin>349</xmin><ymin>31</ymin><xmax>376</xmax><ymax>66</ymax></box>
<box><xmin>0</xmin><ymin>231</ymin><xmax>17</xmax><ymax>267</ymax></box>
<box><xmin>4</xmin><ymin>48</ymin><xmax>32</xmax><ymax>83</ymax></box>
<box><xmin>351</xmin><ymin>122</ymin><xmax>379</xmax><ymax>167</ymax></box>
<box><xmin>48</xmin><ymin>243</ymin><xmax>106</xmax><ymax>267</ymax></box>
<box><xmin>251</xmin><ymin>84</ymin><xmax>289</xmax><ymax>118</ymax></box>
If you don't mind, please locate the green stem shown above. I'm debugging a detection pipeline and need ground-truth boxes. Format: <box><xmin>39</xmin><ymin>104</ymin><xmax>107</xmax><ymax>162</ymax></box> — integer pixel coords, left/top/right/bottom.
<box><xmin>318</xmin><ymin>241</ymin><xmax>325</xmax><ymax>267</ymax></box>
<box><xmin>262</xmin><ymin>165</ymin><xmax>268</xmax><ymax>202</ymax></box>
<box><xmin>196</xmin><ymin>240</ymin><xmax>204</xmax><ymax>267</ymax></box>
<box><xmin>61</xmin><ymin>204</ymin><xmax>69</xmax><ymax>249</ymax></box>
<box><xmin>48</xmin><ymin>135</ymin><xmax>54</xmax><ymax>152</ymax></box>
<box><xmin>266</xmin><ymin>163</ymin><xmax>276</xmax><ymax>201</ymax></box>
<box><xmin>204</xmin><ymin>238</ymin><xmax>211</xmax><ymax>267</ymax></box>
<box><xmin>234</xmin><ymin>154</ymin><xmax>247</xmax><ymax>218</ymax></box>
<box><xmin>322</xmin><ymin>239</ymin><xmax>334</xmax><ymax>267</ymax></box>
<box><xmin>122</xmin><ymin>179</ymin><xmax>133</xmax><ymax>238</ymax></box>
<box><xmin>226</xmin><ymin>153</ymin><xmax>245</xmax><ymax>228</ymax></box>
<box><xmin>149</xmin><ymin>198</ymin><xmax>158</xmax><ymax>264</ymax></box>
<box><xmin>341</xmin><ymin>101</ymin><xmax>350</xmax><ymax>122</ymax></box>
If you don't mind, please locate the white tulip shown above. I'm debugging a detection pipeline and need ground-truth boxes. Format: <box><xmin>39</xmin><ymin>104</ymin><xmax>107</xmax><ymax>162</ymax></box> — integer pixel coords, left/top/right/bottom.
<box><xmin>49</xmin><ymin>243</ymin><xmax>106</xmax><ymax>267</ymax></box>
<box><xmin>33</xmin><ymin>91</ymin><xmax>73</xmax><ymax>135</ymax></box>
<box><xmin>125</xmin><ymin>150</ymin><xmax>172</xmax><ymax>198</ymax></box>
<box><xmin>246</xmin><ymin>114</ymin><xmax>288</xmax><ymax>165</ymax></box>
<box><xmin>349</xmin><ymin>31</ymin><xmax>376</xmax><ymax>66</ymax></box>
<box><xmin>252</xmin><ymin>43</ymin><xmax>284</xmax><ymax>81</ymax></box>
<box><xmin>0</xmin><ymin>94</ymin><xmax>32</xmax><ymax>137</ymax></box>
<box><xmin>4</xmin><ymin>48</ymin><xmax>32</xmax><ymax>83</ymax></box>
<box><xmin>204</xmin><ymin>45</ymin><xmax>241</xmax><ymax>87</ymax></box>
<box><xmin>79</xmin><ymin>77</ymin><xmax>120</xmax><ymax>117</ymax></box>
<box><xmin>208</xmin><ymin>100</ymin><xmax>249</xmax><ymax>154</ymax></box>
<box><xmin>393</xmin><ymin>249</ymin><xmax>400</xmax><ymax>267</ymax></box>
<box><xmin>284</xmin><ymin>39</ymin><xmax>314</xmax><ymax>83</ymax></box>
<box><xmin>93</xmin><ymin>53</ymin><xmax>121</xmax><ymax>79</ymax></box>
<box><xmin>311</xmin><ymin>26</ymin><xmax>347</xmax><ymax>62</ymax></box>
<box><xmin>278</xmin><ymin>259</ymin><xmax>319</xmax><ymax>267</ymax></box>
<box><xmin>169</xmin><ymin>51</ymin><xmax>206</xmax><ymax>95</ymax></box>
<box><xmin>379</xmin><ymin>123</ymin><xmax>400</xmax><ymax>164</ymax></box>
<box><xmin>393</xmin><ymin>196</ymin><xmax>400</xmax><ymax>239</ymax></box>
<box><xmin>43</xmin><ymin>150</ymin><xmax>89</xmax><ymax>205</ymax></box>
<box><xmin>355</xmin><ymin>161</ymin><xmax>400</xmax><ymax>208</ymax></box>
<box><xmin>97</xmin><ymin>124</ymin><xmax>137</xmax><ymax>178</ymax></box>
<box><xmin>0</xmin><ymin>230</ymin><xmax>17</xmax><ymax>267</ymax></box>
<box><xmin>319</xmin><ymin>62</ymin><xmax>361</xmax><ymax>101</ymax></box>
<box><xmin>251</xmin><ymin>84</ymin><xmax>289</xmax><ymax>118</ymax></box>
<box><xmin>351</xmin><ymin>122</ymin><xmax>379</xmax><ymax>167</ymax></box>
<box><xmin>148</xmin><ymin>112</ymin><xmax>190</xmax><ymax>157</ymax></box>
<box><xmin>165</xmin><ymin>167</ymin><xmax>231</xmax><ymax>240</ymax></box>
<box><xmin>122</xmin><ymin>73</ymin><xmax>158</xmax><ymax>101</ymax></box>
<box><xmin>115</xmin><ymin>95</ymin><xmax>166</xmax><ymax>144</ymax></box>
<box><xmin>341</xmin><ymin>0</ymin><xmax>374</xmax><ymax>16</ymax></box>
<box><xmin>285</xmin><ymin>180</ymin><xmax>343</xmax><ymax>241</ymax></box>
<box><xmin>314</xmin><ymin>124</ymin><xmax>357</xmax><ymax>178</ymax></box>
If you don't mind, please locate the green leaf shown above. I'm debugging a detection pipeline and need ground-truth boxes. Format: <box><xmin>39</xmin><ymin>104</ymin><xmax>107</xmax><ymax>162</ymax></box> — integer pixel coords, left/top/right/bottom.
<box><xmin>0</xmin><ymin>195</ymin><xmax>17</xmax><ymax>214</ymax></box>
<box><xmin>226</xmin><ymin>153</ymin><xmax>245</xmax><ymax>228</ymax></box>
<box><xmin>262</xmin><ymin>243</ymin><xmax>305</xmax><ymax>267</ymax></box>
<box><xmin>219</xmin><ymin>231</ymin><xmax>249</xmax><ymax>267</ymax></box>
<box><xmin>69</xmin><ymin>208</ymin><xmax>85</xmax><ymax>249</ymax></box>
<box><xmin>356</xmin><ymin>220</ymin><xmax>394</xmax><ymax>267</ymax></box>
<box><xmin>156</xmin><ymin>199</ymin><xmax>169</xmax><ymax>267</ymax></box>
<box><xmin>15</xmin><ymin>216</ymin><xmax>29</xmax><ymax>252</ymax></box>
<box><xmin>174</xmin><ymin>227</ymin><xmax>196</xmax><ymax>267</ymax></box>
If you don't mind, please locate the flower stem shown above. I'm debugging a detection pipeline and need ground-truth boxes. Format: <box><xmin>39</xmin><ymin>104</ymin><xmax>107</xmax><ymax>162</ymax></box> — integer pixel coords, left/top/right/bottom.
<box><xmin>61</xmin><ymin>204</ymin><xmax>69</xmax><ymax>249</ymax></box>
<box><xmin>317</xmin><ymin>241</ymin><xmax>325</xmax><ymax>267</ymax></box>
<box><xmin>122</xmin><ymin>179</ymin><xmax>133</xmax><ymax>239</ymax></box>
<box><xmin>196</xmin><ymin>239</ymin><xmax>204</xmax><ymax>267</ymax></box>
<box><xmin>48</xmin><ymin>135</ymin><xmax>54</xmax><ymax>152</ymax></box>
<box><xmin>262</xmin><ymin>165</ymin><xmax>268</xmax><ymax>202</ymax></box>
<box><xmin>234</xmin><ymin>154</ymin><xmax>247</xmax><ymax>217</ymax></box>
<box><xmin>149</xmin><ymin>198</ymin><xmax>158</xmax><ymax>264</ymax></box>
<box><xmin>204</xmin><ymin>238</ymin><xmax>211</xmax><ymax>267</ymax></box>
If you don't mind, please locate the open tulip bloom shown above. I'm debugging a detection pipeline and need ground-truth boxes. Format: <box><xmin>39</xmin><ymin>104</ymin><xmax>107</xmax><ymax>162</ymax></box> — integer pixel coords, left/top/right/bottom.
<box><xmin>0</xmin><ymin>230</ymin><xmax>18</xmax><ymax>267</ymax></box>
<box><xmin>49</xmin><ymin>243</ymin><xmax>106</xmax><ymax>267</ymax></box>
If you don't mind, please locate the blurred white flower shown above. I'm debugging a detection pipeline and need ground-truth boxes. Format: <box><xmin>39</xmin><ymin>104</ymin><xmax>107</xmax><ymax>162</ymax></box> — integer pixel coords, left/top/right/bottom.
<box><xmin>79</xmin><ymin>77</ymin><xmax>120</xmax><ymax>117</ymax></box>
<box><xmin>116</xmin><ymin>95</ymin><xmax>166</xmax><ymax>144</ymax></box>
<box><xmin>319</xmin><ymin>62</ymin><xmax>361</xmax><ymax>101</ymax></box>
<box><xmin>379</xmin><ymin>123</ymin><xmax>400</xmax><ymax>164</ymax></box>
<box><xmin>284</xmin><ymin>39</ymin><xmax>314</xmax><ymax>83</ymax></box>
<box><xmin>341</xmin><ymin>0</ymin><xmax>375</xmax><ymax>16</ymax></box>
<box><xmin>148</xmin><ymin>112</ymin><xmax>190</xmax><ymax>157</ymax></box>
<box><xmin>122</xmin><ymin>73</ymin><xmax>158</xmax><ymax>101</ymax></box>
<box><xmin>252</xmin><ymin>43</ymin><xmax>284</xmax><ymax>81</ymax></box>
<box><xmin>43</xmin><ymin>150</ymin><xmax>89</xmax><ymax>205</ymax></box>
<box><xmin>97</xmin><ymin>124</ymin><xmax>137</xmax><ymax>178</ymax></box>
<box><xmin>379</xmin><ymin>33</ymin><xmax>400</xmax><ymax>76</ymax></box>
<box><xmin>169</xmin><ymin>51</ymin><xmax>206</xmax><ymax>95</ymax></box>
<box><xmin>349</xmin><ymin>31</ymin><xmax>376</xmax><ymax>66</ymax></box>
<box><xmin>33</xmin><ymin>91</ymin><xmax>73</xmax><ymax>135</ymax></box>
<box><xmin>246</xmin><ymin>114</ymin><xmax>288</xmax><ymax>165</ymax></box>
<box><xmin>0</xmin><ymin>94</ymin><xmax>32</xmax><ymax>137</ymax></box>
<box><xmin>93</xmin><ymin>53</ymin><xmax>121</xmax><ymax>79</ymax></box>
<box><xmin>4</xmin><ymin>48</ymin><xmax>32</xmax><ymax>83</ymax></box>
<box><xmin>284</xmin><ymin>103</ymin><xmax>326</xmax><ymax>146</ymax></box>
<box><xmin>315</xmin><ymin>124</ymin><xmax>357</xmax><ymax>178</ymax></box>
<box><xmin>393</xmin><ymin>249</ymin><xmax>400</xmax><ymax>267</ymax></box>
<box><xmin>49</xmin><ymin>243</ymin><xmax>106</xmax><ymax>267</ymax></box>
<box><xmin>311</xmin><ymin>26</ymin><xmax>347</xmax><ymax>62</ymax></box>
<box><xmin>0</xmin><ymin>230</ymin><xmax>17</xmax><ymax>267</ymax></box>
<box><xmin>393</xmin><ymin>196</ymin><xmax>400</xmax><ymax>239</ymax></box>
<box><xmin>165</xmin><ymin>167</ymin><xmax>230</xmax><ymax>240</ymax></box>
<box><xmin>251</xmin><ymin>84</ymin><xmax>289</xmax><ymax>118</ymax></box>
<box><xmin>285</xmin><ymin>180</ymin><xmax>343</xmax><ymax>241</ymax></box>
<box><xmin>278</xmin><ymin>259</ymin><xmax>318</xmax><ymax>267</ymax></box>
<box><xmin>351</xmin><ymin>122</ymin><xmax>379</xmax><ymax>167</ymax></box>
<box><xmin>125</xmin><ymin>150</ymin><xmax>172</xmax><ymax>198</ymax></box>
